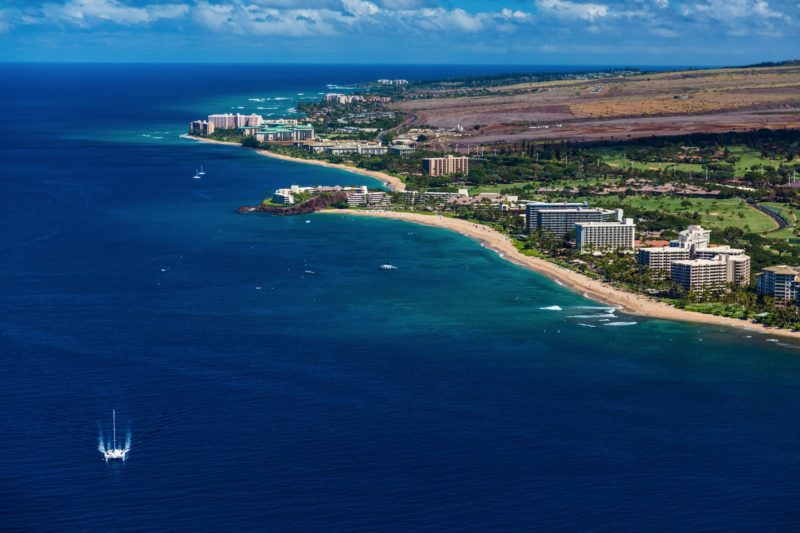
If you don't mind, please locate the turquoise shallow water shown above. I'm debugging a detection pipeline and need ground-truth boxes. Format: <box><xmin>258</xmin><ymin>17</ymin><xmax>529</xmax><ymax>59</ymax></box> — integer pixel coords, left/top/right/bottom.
<box><xmin>3</xmin><ymin>64</ymin><xmax>800</xmax><ymax>531</ymax></box>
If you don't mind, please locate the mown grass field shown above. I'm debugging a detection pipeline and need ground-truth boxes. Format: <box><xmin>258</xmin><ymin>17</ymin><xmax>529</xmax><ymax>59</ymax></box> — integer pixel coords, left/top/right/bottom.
<box><xmin>601</xmin><ymin>155</ymin><xmax>704</xmax><ymax>173</ymax></box>
<box><xmin>574</xmin><ymin>195</ymin><xmax>777</xmax><ymax>233</ymax></box>
<box><xmin>598</xmin><ymin>145</ymin><xmax>797</xmax><ymax>177</ymax></box>
<box><xmin>727</xmin><ymin>145</ymin><xmax>789</xmax><ymax>174</ymax></box>
<box><xmin>469</xmin><ymin>176</ymin><xmax>618</xmax><ymax>194</ymax></box>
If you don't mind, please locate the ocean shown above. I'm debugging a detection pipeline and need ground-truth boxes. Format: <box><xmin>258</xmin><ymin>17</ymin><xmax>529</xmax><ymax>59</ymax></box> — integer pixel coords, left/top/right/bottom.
<box><xmin>2</xmin><ymin>64</ymin><xmax>800</xmax><ymax>531</ymax></box>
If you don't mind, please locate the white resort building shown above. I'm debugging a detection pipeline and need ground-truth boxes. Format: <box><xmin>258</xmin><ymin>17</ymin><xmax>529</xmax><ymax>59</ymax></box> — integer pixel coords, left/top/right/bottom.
<box><xmin>755</xmin><ymin>265</ymin><xmax>800</xmax><ymax>303</ymax></box>
<box><xmin>637</xmin><ymin>247</ymin><xmax>691</xmax><ymax>270</ymax></box>
<box><xmin>670</xmin><ymin>225</ymin><xmax>712</xmax><ymax>253</ymax></box>
<box><xmin>639</xmin><ymin>226</ymin><xmax>751</xmax><ymax>291</ymax></box>
<box><xmin>575</xmin><ymin>218</ymin><xmax>636</xmax><ymax>252</ymax></box>
<box><xmin>526</xmin><ymin>204</ymin><xmax>621</xmax><ymax>237</ymax></box>
<box><xmin>670</xmin><ymin>257</ymin><xmax>728</xmax><ymax>294</ymax></box>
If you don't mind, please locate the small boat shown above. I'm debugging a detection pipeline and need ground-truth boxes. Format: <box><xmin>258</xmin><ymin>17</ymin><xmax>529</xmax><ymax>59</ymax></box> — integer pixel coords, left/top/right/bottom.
<box><xmin>198</xmin><ymin>165</ymin><xmax>206</xmax><ymax>176</ymax></box>
<box><xmin>192</xmin><ymin>168</ymin><xmax>201</xmax><ymax>179</ymax></box>
<box><xmin>101</xmin><ymin>409</ymin><xmax>129</xmax><ymax>462</ymax></box>
<box><xmin>379</xmin><ymin>249</ymin><xmax>397</xmax><ymax>270</ymax></box>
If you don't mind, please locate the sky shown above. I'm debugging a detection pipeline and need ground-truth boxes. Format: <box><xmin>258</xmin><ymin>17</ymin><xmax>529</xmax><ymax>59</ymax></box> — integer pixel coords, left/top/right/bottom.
<box><xmin>0</xmin><ymin>0</ymin><xmax>798</xmax><ymax>64</ymax></box>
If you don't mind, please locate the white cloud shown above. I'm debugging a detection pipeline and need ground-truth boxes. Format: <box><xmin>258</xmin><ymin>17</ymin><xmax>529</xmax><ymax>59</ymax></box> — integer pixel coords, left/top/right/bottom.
<box><xmin>341</xmin><ymin>0</ymin><xmax>380</xmax><ymax>17</ymax></box>
<box><xmin>654</xmin><ymin>0</ymin><xmax>669</xmax><ymax>8</ymax></box>
<box><xmin>536</xmin><ymin>0</ymin><xmax>609</xmax><ymax>21</ymax></box>
<box><xmin>402</xmin><ymin>7</ymin><xmax>484</xmax><ymax>32</ymax></box>
<box><xmin>687</xmin><ymin>0</ymin><xmax>785</xmax><ymax>21</ymax></box>
<box><xmin>447</xmin><ymin>8</ymin><xmax>484</xmax><ymax>31</ymax></box>
<box><xmin>193</xmin><ymin>2</ymin><xmax>233</xmax><ymax>31</ymax></box>
<box><xmin>39</xmin><ymin>0</ymin><xmax>188</xmax><ymax>26</ymax></box>
<box><xmin>193</xmin><ymin>2</ymin><xmax>341</xmax><ymax>36</ymax></box>
<box><xmin>501</xmin><ymin>8</ymin><xmax>530</xmax><ymax>20</ymax></box>
<box><xmin>189</xmin><ymin>1</ymin><xmax>531</xmax><ymax>36</ymax></box>
<box><xmin>752</xmin><ymin>0</ymin><xmax>783</xmax><ymax>18</ymax></box>
<box><xmin>679</xmin><ymin>0</ymin><xmax>791</xmax><ymax>36</ymax></box>
<box><xmin>412</xmin><ymin>6</ymin><xmax>534</xmax><ymax>32</ymax></box>
<box><xmin>378</xmin><ymin>0</ymin><xmax>426</xmax><ymax>7</ymax></box>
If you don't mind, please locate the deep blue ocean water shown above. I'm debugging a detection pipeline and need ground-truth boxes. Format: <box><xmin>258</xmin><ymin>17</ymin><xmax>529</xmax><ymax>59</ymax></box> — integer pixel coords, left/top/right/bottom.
<box><xmin>3</xmin><ymin>64</ymin><xmax>800</xmax><ymax>531</ymax></box>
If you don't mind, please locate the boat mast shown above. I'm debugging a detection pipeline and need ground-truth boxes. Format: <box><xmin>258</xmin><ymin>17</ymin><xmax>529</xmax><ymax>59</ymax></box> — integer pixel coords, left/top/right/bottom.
<box><xmin>112</xmin><ymin>409</ymin><xmax>117</xmax><ymax>449</ymax></box>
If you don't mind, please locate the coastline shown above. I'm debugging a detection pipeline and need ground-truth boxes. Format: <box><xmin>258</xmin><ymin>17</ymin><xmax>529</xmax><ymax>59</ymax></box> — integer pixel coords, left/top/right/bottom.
<box><xmin>181</xmin><ymin>134</ymin><xmax>406</xmax><ymax>191</ymax></box>
<box><xmin>181</xmin><ymin>133</ymin><xmax>800</xmax><ymax>340</ymax></box>
<box><xmin>324</xmin><ymin>209</ymin><xmax>800</xmax><ymax>341</ymax></box>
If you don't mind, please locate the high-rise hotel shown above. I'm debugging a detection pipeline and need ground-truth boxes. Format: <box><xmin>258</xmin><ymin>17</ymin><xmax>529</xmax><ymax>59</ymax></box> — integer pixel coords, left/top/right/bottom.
<box><xmin>525</xmin><ymin>202</ymin><xmax>621</xmax><ymax>236</ymax></box>
<box><xmin>575</xmin><ymin>218</ymin><xmax>636</xmax><ymax>252</ymax></box>
<box><xmin>422</xmin><ymin>155</ymin><xmax>470</xmax><ymax>177</ymax></box>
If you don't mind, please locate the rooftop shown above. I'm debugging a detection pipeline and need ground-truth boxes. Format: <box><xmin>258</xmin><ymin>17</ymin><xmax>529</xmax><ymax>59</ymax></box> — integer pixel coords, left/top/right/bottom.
<box><xmin>575</xmin><ymin>220</ymin><xmax>634</xmax><ymax>227</ymax></box>
<box><xmin>537</xmin><ymin>208</ymin><xmax>613</xmax><ymax>214</ymax></box>
<box><xmin>762</xmin><ymin>265</ymin><xmax>800</xmax><ymax>275</ymax></box>
<box><xmin>695</xmin><ymin>246</ymin><xmax>746</xmax><ymax>255</ymax></box>
<box><xmin>639</xmin><ymin>246</ymin><xmax>689</xmax><ymax>252</ymax></box>
<box><xmin>672</xmin><ymin>258</ymin><xmax>726</xmax><ymax>267</ymax></box>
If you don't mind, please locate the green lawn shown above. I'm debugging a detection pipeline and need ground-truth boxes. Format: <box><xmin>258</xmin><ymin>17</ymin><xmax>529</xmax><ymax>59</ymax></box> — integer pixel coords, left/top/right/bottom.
<box><xmin>467</xmin><ymin>177</ymin><xmax>617</xmax><ymax>194</ymax></box>
<box><xmin>761</xmin><ymin>202</ymin><xmax>800</xmax><ymax>240</ymax></box>
<box><xmin>727</xmin><ymin>145</ymin><xmax>786</xmax><ymax>175</ymax></box>
<box><xmin>601</xmin><ymin>155</ymin><xmax>704</xmax><ymax>174</ymax></box>
<box><xmin>570</xmin><ymin>195</ymin><xmax>777</xmax><ymax>233</ymax></box>
<box><xmin>598</xmin><ymin>145</ymin><xmax>798</xmax><ymax>178</ymax></box>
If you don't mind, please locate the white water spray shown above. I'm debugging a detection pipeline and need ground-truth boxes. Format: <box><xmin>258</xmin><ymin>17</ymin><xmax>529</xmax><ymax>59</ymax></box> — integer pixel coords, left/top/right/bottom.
<box><xmin>98</xmin><ymin>410</ymin><xmax>131</xmax><ymax>462</ymax></box>
<box><xmin>97</xmin><ymin>422</ymin><xmax>106</xmax><ymax>455</ymax></box>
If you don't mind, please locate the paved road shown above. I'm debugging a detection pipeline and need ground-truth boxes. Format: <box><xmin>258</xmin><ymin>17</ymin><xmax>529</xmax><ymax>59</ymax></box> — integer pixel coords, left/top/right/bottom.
<box><xmin>753</xmin><ymin>202</ymin><xmax>790</xmax><ymax>231</ymax></box>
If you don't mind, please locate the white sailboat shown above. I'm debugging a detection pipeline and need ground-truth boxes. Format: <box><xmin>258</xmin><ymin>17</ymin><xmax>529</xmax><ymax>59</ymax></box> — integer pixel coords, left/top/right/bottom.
<box><xmin>101</xmin><ymin>409</ymin><xmax>129</xmax><ymax>462</ymax></box>
<box><xmin>198</xmin><ymin>165</ymin><xmax>206</xmax><ymax>176</ymax></box>
<box><xmin>193</xmin><ymin>168</ymin><xmax>202</xmax><ymax>179</ymax></box>
<box><xmin>379</xmin><ymin>250</ymin><xmax>397</xmax><ymax>270</ymax></box>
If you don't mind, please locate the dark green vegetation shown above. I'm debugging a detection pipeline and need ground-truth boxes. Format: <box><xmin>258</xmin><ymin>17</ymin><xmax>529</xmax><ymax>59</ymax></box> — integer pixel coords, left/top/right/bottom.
<box><xmin>207</xmin><ymin>128</ymin><xmax>242</xmax><ymax>143</ymax></box>
<box><xmin>296</xmin><ymin>100</ymin><xmax>405</xmax><ymax>139</ymax></box>
<box><xmin>241</xmin><ymin>191</ymin><xmax>349</xmax><ymax>216</ymax></box>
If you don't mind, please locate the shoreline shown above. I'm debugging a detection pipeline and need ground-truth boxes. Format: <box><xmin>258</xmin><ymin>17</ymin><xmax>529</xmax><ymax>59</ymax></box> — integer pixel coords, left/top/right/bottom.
<box><xmin>181</xmin><ymin>134</ymin><xmax>406</xmax><ymax>191</ymax></box>
<box><xmin>323</xmin><ymin>209</ymin><xmax>800</xmax><ymax>341</ymax></box>
<box><xmin>181</xmin><ymin>133</ymin><xmax>800</xmax><ymax>340</ymax></box>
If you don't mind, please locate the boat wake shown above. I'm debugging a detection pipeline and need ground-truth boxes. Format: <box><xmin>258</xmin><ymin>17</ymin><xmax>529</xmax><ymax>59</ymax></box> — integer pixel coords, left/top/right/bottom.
<box><xmin>97</xmin><ymin>428</ymin><xmax>132</xmax><ymax>455</ymax></box>
<box><xmin>98</xmin><ymin>410</ymin><xmax>131</xmax><ymax>462</ymax></box>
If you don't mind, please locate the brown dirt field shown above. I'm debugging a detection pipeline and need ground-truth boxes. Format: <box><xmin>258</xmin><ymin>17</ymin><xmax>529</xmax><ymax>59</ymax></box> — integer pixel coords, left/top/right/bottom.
<box><xmin>391</xmin><ymin>66</ymin><xmax>800</xmax><ymax>144</ymax></box>
<box><xmin>456</xmin><ymin>109</ymin><xmax>800</xmax><ymax>145</ymax></box>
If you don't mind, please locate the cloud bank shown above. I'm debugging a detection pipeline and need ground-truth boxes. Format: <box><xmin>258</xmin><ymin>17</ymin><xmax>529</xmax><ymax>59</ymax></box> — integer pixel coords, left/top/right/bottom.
<box><xmin>1</xmin><ymin>0</ymin><xmax>798</xmax><ymax>62</ymax></box>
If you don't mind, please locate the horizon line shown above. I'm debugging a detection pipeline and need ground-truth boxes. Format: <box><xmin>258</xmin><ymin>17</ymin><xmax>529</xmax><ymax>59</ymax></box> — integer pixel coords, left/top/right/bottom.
<box><xmin>0</xmin><ymin>60</ymin><xmax>716</xmax><ymax>68</ymax></box>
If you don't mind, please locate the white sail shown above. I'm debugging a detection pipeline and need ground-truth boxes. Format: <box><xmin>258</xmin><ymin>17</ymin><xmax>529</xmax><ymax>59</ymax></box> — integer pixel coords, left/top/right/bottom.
<box><xmin>101</xmin><ymin>409</ymin><xmax>129</xmax><ymax>462</ymax></box>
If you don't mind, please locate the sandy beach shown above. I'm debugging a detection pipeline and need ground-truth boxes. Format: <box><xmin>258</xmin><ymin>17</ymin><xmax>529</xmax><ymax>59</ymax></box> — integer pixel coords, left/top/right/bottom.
<box><xmin>181</xmin><ymin>134</ymin><xmax>406</xmax><ymax>191</ymax></box>
<box><xmin>325</xmin><ymin>209</ymin><xmax>800</xmax><ymax>341</ymax></box>
<box><xmin>182</xmin><ymin>133</ymin><xmax>800</xmax><ymax>340</ymax></box>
